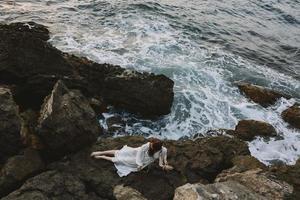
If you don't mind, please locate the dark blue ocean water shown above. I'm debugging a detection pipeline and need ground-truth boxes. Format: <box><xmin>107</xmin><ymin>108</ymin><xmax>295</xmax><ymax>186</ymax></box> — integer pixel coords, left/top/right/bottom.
<box><xmin>1</xmin><ymin>0</ymin><xmax>300</xmax><ymax>164</ymax></box>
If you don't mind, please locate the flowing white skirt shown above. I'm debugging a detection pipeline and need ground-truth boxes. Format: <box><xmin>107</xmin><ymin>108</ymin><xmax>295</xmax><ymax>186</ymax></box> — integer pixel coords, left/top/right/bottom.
<box><xmin>112</xmin><ymin>145</ymin><xmax>139</xmax><ymax>177</ymax></box>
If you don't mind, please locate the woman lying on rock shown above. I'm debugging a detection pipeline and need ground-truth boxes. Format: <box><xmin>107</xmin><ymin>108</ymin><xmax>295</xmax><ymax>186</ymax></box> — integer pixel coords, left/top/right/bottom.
<box><xmin>90</xmin><ymin>138</ymin><xmax>174</xmax><ymax>177</ymax></box>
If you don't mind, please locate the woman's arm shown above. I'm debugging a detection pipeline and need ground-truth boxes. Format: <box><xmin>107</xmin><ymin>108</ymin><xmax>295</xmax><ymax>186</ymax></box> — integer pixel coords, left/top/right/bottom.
<box><xmin>159</xmin><ymin>154</ymin><xmax>164</xmax><ymax>167</ymax></box>
<box><xmin>163</xmin><ymin>147</ymin><xmax>168</xmax><ymax>165</ymax></box>
<box><xmin>159</xmin><ymin>147</ymin><xmax>170</xmax><ymax>170</ymax></box>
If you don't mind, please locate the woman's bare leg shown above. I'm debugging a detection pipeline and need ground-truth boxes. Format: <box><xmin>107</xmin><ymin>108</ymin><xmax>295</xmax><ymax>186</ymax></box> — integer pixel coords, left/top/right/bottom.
<box><xmin>94</xmin><ymin>155</ymin><xmax>113</xmax><ymax>162</ymax></box>
<box><xmin>90</xmin><ymin>150</ymin><xmax>117</xmax><ymax>157</ymax></box>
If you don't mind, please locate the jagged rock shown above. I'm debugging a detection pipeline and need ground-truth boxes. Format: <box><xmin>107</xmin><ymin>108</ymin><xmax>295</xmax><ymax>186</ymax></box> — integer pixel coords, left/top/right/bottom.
<box><xmin>0</xmin><ymin>86</ymin><xmax>22</xmax><ymax>164</ymax></box>
<box><xmin>1</xmin><ymin>170</ymin><xmax>100</xmax><ymax>200</ymax></box>
<box><xmin>271</xmin><ymin>159</ymin><xmax>300</xmax><ymax>199</ymax></box>
<box><xmin>0</xmin><ymin>22</ymin><xmax>174</xmax><ymax>118</ymax></box>
<box><xmin>282</xmin><ymin>104</ymin><xmax>300</xmax><ymax>129</ymax></box>
<box><xmin>0</xmin><ymin>148</ymin><xmax>44</xmax><ymax>198</ymax></box>
<box><xmin>37</xmin><ymin>80</ymin><xmax>101</xmax><ymax>159</ymax></box>
<box><xmin>114</xmin><ymin>185</ymin><xmax>147</xmax><ymax>200</ymax></box>
<box><xmin>237</xmin><ymin>83</ymin><xmax>290</xmax><ymax>107</ymax></box>
<box><xmin>106</xmin><ymin>115</ymin><xmax>126</xmax><ymax>133</ymax></box>
<box><xmin>47</xmin><ymin>135</ymin><xmax>249</xmax><ymax>200</ymax></box>
<box><xmin>215</xmin><ymin>168</ymin><xmax>293</xmax><ymax>200</ymax></box>
<box><xmin>173</xmin><ymin>181</ymin><xmax>265</xmax><ymax>200</ymax></box>
<box><xmin>234</xmin><ymin>120</ymin><xmax>277</xmax><ymax>141</ymax></box>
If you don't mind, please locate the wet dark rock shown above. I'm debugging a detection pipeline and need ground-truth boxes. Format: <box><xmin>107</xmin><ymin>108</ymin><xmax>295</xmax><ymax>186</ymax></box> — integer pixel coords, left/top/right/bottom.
<box><xmin>0</xmin><ymin>22</ymin><xmax>174</xmax><ymax>118</ymax></box>
<box><xmin>2</xmin><ymin>170</ymin><xmax>100</xmax><ymax>200</ymax></box>
<box><xmin>282</xmin><ymin>104</ymin><xmax>300</xmax><ymax>129</ymax></box>
<box><xmin>237</xmin><ymin>82</ymin><xmax>290</xmax><ymax>107</ymax></box>
<box><xmin>37</xmin><ymin>80</ymin><xmax>101</xmax><ymax>160</ymax></box>
<box><xmin>234</xmin><ymin>120</ymin><xmax>277</xmax><ymax>141</ymax></box>
<box><xmin>165</xmin><ymin>136</ymin><xmax>250</xmax><ymax>183</ymax></box>
<box><xmin>106</xmin><ymin>115</ymin><xmax>126</xmax><ymax>133</ymax></box>
<box><xmin>0</xmin><ymin>148</ymin><xmax>44</xmax><ymax>198</ymax></box>
<box><xmin>0</xmin><ymin>22</ymin><xmax>74</xmax><ymax>111</ymax></box>
<box><xmin>89</xmin><ymin>97</ymin><xmax>108</xmax><ymax>116</ymax></box>
<box><xmin>46</xmin><ymin>135</ymin><xmax>249</xmax><ymax>200</ymax></box>
<box><xmin>19</xmin><ymin>110</ymin><xmax>43</xmax><ymax>150</ymax></box>
<box><xmin>0</xmin><ymin>86</ymin><xmax>22</xmax><ymax>164</ymax></box>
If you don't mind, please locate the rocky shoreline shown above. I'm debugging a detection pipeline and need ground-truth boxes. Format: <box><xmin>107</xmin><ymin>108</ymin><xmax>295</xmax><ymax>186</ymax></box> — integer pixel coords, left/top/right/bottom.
<box><xmin>0</xmin><ymin>22</ymin><xmax>299</xmax><ymax>200</ymax></box>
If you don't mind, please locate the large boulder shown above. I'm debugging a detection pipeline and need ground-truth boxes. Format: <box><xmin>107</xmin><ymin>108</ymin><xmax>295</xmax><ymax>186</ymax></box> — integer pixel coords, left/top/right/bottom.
<box><xmin>173</xmin><ymin>181</ymin><xmax>265</xmax><ymax>200</ymax></box>
<box><xmin>37</xmin><ymin>80</ymin><xmax>101</xmax><ymax>159</ymax></box>
<box><xmin>174</xmin><ymin>155</ymin><xmax>294</xmax><ymax>200</ymax></box>
<box><xmin>237</xmin><ymin>83</ymin><xmax>289</xmax><ymax>107</ymax></box>
<box><xmin>215</xmin><ymin>168</ymin><xmax>293</xmax><ymax>200</ymax></box>
<box><xmin>0</xmin><ymin>22</ymin><xmax>174</xmax><ymax>118</ymax></box>
<box><xmin>0</xmin><ymin>148</ymin><xmax>44</xmax><ymax>198</ymax></box>
<box><xmin>0</xmin><ymin>86</ymin><xmax>22</xmax><ymax>164</ymax></box>
<box><xmin>282</xmin><ymin>104</ymin><xmax>300</xmax><ymax>129</ymax></box>
<box><xmin>1</xmin><ymin>170</ymin><xmax>99</xmax><ymax>200</ymax></box>
<box><xmin>234</xmin><ymin>120</ymin><xmax>277</xmax><ymax>141</ymax></box>
<box><xmin>46</xmin><ymin>135</ymin><xmax>249</xmax><ymax>200</ymax></box>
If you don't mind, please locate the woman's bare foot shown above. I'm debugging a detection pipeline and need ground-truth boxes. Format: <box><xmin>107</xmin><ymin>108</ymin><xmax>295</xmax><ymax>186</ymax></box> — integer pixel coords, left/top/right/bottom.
<box><xmin>90</xmin><ymin>151</ymin><xmax>103</xmax><ymax>158</ymax></box>
<box><xmin>90</xmin><ymin>152</ymin><xmax>95</xmax><ymax>157</ymax></box>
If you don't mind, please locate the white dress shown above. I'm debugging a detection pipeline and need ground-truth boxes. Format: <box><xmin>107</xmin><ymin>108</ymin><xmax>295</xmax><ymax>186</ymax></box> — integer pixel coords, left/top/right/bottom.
<box><xmin>112</xmin><ymin>142</ymin><xmax>167</xmax><ymax>177</ymax></box>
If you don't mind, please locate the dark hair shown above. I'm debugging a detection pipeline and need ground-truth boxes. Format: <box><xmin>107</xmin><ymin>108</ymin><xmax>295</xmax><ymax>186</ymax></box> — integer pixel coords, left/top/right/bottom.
<box><xmin>148</xmin><ymin>138</ymin><xmax>163</xmax><ymax>157</ymax></box>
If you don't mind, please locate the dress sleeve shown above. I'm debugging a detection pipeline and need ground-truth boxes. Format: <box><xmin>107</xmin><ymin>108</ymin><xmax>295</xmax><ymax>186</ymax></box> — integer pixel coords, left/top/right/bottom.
<box><xmin>136</xmin><ymin>142</ymin><xmax>149</xmax><ymax>166</ymax></box>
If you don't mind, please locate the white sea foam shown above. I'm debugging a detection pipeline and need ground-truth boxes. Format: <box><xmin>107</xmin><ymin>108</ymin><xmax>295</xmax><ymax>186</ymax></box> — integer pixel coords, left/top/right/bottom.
<box><xmin>2</xmin><ymin>0</ymin><xmax>300</xmax><ymax>165</ymax></box>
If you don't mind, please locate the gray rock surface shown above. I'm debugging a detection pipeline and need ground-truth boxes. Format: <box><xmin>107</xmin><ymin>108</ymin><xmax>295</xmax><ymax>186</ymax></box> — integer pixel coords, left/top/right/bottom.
<box><xmin>174</xmin><ymin>181</ymin><xmax>265</xmax><ymax>200</ymax></box>
<box><xmin>216</xmin><ymin>169</ymin><xmax>293</xmax><ymax>200</ymax></box>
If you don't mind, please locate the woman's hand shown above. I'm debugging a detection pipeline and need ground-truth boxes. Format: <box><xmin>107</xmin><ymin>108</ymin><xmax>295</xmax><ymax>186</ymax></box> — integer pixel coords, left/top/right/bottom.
<box><xmin>137</xmin><ymin>165</ymin><xmax>143</xmax><ymax>171</ymax></box>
